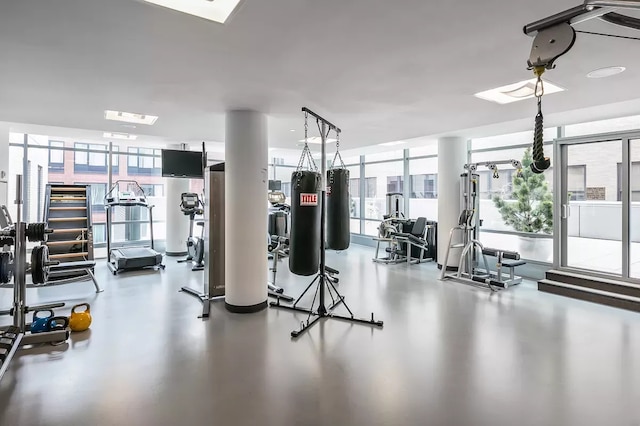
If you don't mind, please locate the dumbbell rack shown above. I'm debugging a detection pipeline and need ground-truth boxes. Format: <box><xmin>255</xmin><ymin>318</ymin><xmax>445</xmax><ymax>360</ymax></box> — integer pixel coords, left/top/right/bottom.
<box><xmin>0</xmin><ymin>175</ymin><xmax>70</xmax><ymax>382</ymax></box>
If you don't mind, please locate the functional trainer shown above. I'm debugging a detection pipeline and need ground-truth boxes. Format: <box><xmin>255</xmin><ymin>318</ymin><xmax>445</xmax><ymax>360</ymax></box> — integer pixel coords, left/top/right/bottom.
<box><xmin>440</xmin><ymin>161</ymin><xmax>526</xmax><ymax>291</ymax></box>
<box><xmin>177</xmin><ymin>192</ymin><xmax>205</xmax><ymax>271</ymax></box>
<box><xmin>104</xmin><ymin>180</ymin><xmax>165</xmax><ymax>275</ymax></box>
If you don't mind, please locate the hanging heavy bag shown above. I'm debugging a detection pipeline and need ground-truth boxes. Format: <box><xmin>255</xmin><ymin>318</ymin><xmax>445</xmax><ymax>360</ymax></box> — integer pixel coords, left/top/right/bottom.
<box><xmin>326</xmin><ymin>168</ymin><xmax>350</xmax><ymax>250</ymax></box>
<box><xmin>289</xmin><ymin>171</ymin><xmax>321</xmax><ymax>276</ymax></box>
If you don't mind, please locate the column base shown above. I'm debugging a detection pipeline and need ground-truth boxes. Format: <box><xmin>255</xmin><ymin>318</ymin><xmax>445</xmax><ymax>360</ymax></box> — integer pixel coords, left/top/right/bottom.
<box><xmin>225</xmin><ymin>300</ymin><xmax>268</xmax><ymax>314</ymax></box>
<box><xmin>437</xmin><ymin>263</ymin><xmax>459</xmax><ymax>272</ymax></box>
<box><xmin>166</xmin><ymin>251</ymin><xmax>188</xmax><ymax>257</ymax></box>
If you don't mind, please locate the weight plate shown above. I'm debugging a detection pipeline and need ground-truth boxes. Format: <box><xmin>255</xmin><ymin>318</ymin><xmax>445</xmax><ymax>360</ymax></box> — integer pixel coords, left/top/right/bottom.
<box><xmin>30</xmin><ymin>245</ymin><xmax>49</xmax><ymax>285</ymax></box>
<box><xmin>0</xmin><ymin>252</ymin><xmax>11</xmax><ymax>284</ymax></box>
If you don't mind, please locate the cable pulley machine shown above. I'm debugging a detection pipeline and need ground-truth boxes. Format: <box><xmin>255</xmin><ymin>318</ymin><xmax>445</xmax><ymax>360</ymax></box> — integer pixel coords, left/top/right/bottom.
<box><xmin>523</xmin><ymin>0</ymin><xmax>640</xmax><ymax>173</ymax></box>
<box><xmin>440</xmin><ymin>161</ymin><xmax>526</xmax><ymax>291</ymax></box>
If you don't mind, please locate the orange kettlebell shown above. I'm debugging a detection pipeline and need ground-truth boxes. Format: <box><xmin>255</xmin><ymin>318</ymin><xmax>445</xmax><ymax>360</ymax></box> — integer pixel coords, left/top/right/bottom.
<box><xmin>69</xmin><ymin>303</ymin><xmax>92</xmax><ymax>332</ymax></box>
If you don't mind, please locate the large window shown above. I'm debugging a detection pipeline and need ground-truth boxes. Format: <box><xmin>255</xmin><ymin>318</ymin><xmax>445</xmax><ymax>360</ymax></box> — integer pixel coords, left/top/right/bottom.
<box><xmin>75</xmin><ymin>182</ymin><xmax>108</xmax><ymax>211</ymax></box>
<box><xmin>48</xmin><ymin>141</ymin><xmax>65</xmax><ymax>172</ymax></box>
<box><xmin>618</xmin><ymin>162</ymin><xmax>640</xmax><ymax>201</ymax></box>
<box><xmin>409</xmin><ymin>157</ymin><xmax>438</xmax><ymax>221</ymax></box>
<box><xmin>410</xmin><ymin>174</ymin><xmax>437</xmax><ymax>199</ymax></box>
<box><xmin>74</xmin><ymin>143</ymin><xmax>109</xmax><ymax>174</ymax></box>
<box><xmin>127</xmin><ymin>147</ymin><xmax>162</xmax><ymax>175</ymax></box>
<box><xmin>363</xmin><ymin>161</ymin><xmax>403</xmax><ymax>235</ymax></box>
<box><xmin>140</xmin><ymin>184</ymin><xmax>164</xmax><ymax>197</ymax></box>
<box><xmin>387</xmin><ymin>176</ymin><xmax>403</xmax><ymax>193</ymax></box>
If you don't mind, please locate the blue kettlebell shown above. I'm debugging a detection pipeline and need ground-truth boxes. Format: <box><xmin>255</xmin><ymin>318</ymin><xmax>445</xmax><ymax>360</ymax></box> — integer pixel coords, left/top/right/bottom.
<box><xmin>31</xmin><ymin>309</ymin><xmax>56</xmax><ymax>333</ymax></box>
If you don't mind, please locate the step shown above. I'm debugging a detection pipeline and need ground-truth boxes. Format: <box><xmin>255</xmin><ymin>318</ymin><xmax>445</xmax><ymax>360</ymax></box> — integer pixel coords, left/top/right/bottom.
<box><xmin>51</xmin><ymin>187</ymin><xmax>87</xmax><ymax>192</ymax></box>
<box><xmin>48</xmin><ymin>217</ymin><xmax>88</xmax><ymax>222</ymax></box>
<box><xmin>46</xmin><ymin>240</ymin><xmax>89</xmax><ymax>246</ymax></box>
<box><xmin>538</xmin><ymin>279</ymin><xmax>640</xmax><ymax>313</ymax></box>
<box><xmin>50</xmin><ymin>196</ymin><xmax>86</xmax><ymax>201</ymax></box>
<box><xmin>545</xmin><ymin>269</ymin><xmax>640</xmax><ymax>299</ymax></box>
<box><xmin>51</xmin><ymin>228</ymin><xmax>88</xmax><ymax>234</ymax></box>
<box><xmin>49</xmin><ymin>252</ymin><xmax>89</xmax><ymax>259</ymax></box>
<box><xmin>49</xmin><ymin>207</ymin><xmax>87</xmax><ymax>211</ymax></box>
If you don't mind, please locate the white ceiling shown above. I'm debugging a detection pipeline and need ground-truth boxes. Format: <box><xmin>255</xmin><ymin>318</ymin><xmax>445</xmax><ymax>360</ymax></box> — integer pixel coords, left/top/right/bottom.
<box><xmin>1</xmin><ymin>0</ymin><xmax>640</xmax><ymax>150</ymax></box>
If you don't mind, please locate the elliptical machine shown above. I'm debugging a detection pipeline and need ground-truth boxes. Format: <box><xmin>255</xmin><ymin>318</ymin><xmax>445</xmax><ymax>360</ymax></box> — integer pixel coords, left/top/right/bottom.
<box><xmin>177</xmin><ymin>192</ymin><xmax>205</xmax><ymax>271</ymax></box>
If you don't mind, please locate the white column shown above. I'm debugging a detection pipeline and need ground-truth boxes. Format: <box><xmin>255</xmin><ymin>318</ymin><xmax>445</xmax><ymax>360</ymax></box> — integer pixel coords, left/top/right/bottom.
<box><xmin>437</xmin><ymin>136</ymin><xmax>467</xmax><ymax>268</ymax></box>
<box><xmin>165</xmin><ymin>144</ymin><xmax>191</xmax><ymax>256</ymax></box>
<box><xmin>225</xmin><ymin>110</ymin><xmax>268</xmax><ymax>312</ymax></box>
<box><xmin>0</xmin><ymin>123</ymin><xmax>9</xmax><ymax>207</ymax></box>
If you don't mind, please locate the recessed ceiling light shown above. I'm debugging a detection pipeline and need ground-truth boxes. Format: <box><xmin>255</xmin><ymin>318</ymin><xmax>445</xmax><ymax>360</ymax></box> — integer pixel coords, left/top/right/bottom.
<box><xmin>378</xmin><ymin>141</ymin><xmax>406</xmax><ymax>147</ymax></box>
<box><xmin>474</xmin><ymin>78</ymin><xmax>566</xmax><ymax>105</ymax></box>
<box><xmin>289</xmin><ymin>129</ymin><xmax>296</xmax><ymax>132</ymax></box>
<box><xmin>103</xmin><ymin>132</ymin><xmax>137</xmax><ymax>140</ymax></box>
<box><xmin>105</xmin><ymin>110</ymin><xmax>158</xmax><ymax>125</ymax></box>
<box><xmin>587</xmin><ymin>66</ymin><xmax>626</xmax><ymax>79</ymax></box>
<box><xmin>298</xmin><ymin>137</ymin><xmax>337</xmax><ymax>144</ymax></box>
<box><xmin>143</xmin><ymin>0</ymin><xmax>242</xmax><ymax>24</ymax></box>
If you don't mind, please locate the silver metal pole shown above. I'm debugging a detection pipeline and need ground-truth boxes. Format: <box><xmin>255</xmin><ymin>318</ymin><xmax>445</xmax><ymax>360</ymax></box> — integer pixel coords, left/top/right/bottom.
<box><xmin>319</xmin><ymin>121</ymin><xmax>327</xmax><ymax>313</ymax></box>
<box><xmin>13</xmin><ymin>175</ymin><xmax>25</xmax><ymax>330</ymax></box>
<box><xmin>585</xmin><ymin>0</ymin><xmax>640</xmax><ymax>9</ymax></box>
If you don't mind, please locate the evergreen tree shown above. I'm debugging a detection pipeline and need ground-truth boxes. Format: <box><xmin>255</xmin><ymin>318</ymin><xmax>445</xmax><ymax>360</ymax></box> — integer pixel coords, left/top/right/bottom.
<box><xmin>492</xmin><ymin>148</ymin><xmax>553</xmax><ymax>234</ymax></box>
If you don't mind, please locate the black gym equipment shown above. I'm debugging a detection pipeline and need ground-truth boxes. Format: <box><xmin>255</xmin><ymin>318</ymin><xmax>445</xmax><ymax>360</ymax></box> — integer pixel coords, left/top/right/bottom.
<box><xmin>326</xmin><ymin>152</ymin><xmax>350</xmax><ymax>251</ymax></box>
<box><xmin>0</xmin><ymin>175</ymin><xmax>72</xmax><ymax>383</ymax></box>
<box><xmin>104</xmin><ymin>180</ymin><xmax>165</xmax><ymax>275</ymax></box>
<box><xmin>289</xmin><ymin>170</ymin><xmax>321</xmax><ymax>276</ymax></box>
<box><xmin>177</xmin><ymin>192</ymin><xmax>205</xmax><ymax>271</ymax></box>
<box><xmin>270</xmin><ymin>107</ymin><xmax>384</xmax><ymax>338</ymax></box>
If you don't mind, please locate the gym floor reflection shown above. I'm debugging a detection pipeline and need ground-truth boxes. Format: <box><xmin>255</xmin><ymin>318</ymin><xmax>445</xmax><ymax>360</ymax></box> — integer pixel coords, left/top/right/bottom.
<box><xmin>1</xmin><ymin>245</ymin><xmax>640</xmax><ymax>426</ymax></box>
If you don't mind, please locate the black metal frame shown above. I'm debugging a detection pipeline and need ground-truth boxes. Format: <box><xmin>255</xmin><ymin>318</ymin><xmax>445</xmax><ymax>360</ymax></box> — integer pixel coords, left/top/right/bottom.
<box><xmin>269</xmin><ymin>107</ymin><xmax>384</xmax><ymax>338</ymax></box>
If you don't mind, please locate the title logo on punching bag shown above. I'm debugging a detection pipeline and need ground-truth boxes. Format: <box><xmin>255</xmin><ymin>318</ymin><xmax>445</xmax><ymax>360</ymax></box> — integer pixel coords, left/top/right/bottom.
<box><xmin>300</xmin><ymin>193</ymin><xmax>318</xmax><ymax>206</ymax></box>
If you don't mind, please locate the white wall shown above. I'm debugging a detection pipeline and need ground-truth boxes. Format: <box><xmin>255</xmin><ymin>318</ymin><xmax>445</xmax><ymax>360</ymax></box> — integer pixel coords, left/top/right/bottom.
<box><xmin>0</xmin><ymin>123</ymin><xmax>9</xmax><ymax>207</ymax></box>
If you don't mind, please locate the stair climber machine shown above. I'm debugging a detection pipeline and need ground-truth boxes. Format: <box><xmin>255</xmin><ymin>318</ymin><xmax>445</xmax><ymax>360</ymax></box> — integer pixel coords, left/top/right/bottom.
<box><xmin>104</xmin><ymin>181</ymin><xmax>165</xmax><ymax>275</ymax></box>
<box><xmin>440</xmin><ymin>161</ymin><xmax>527</xmax><ymax>291</ymax></box>
<box><xmin>177</xmin><ymin>193</ymin><xmax>205</xmax><ymax>271</ymax></box>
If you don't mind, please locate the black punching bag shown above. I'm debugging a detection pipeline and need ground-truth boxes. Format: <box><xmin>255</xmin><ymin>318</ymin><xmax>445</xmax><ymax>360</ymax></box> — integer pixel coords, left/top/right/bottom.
<box><xmin>326</xmin><ymin>169</ymin><xmax>350</xmax><ymax>250</ymax></box>
<box><xmin>289</xmin><ymin>171</ymin><xmax>321</xmax><ymax>276</ymax></box>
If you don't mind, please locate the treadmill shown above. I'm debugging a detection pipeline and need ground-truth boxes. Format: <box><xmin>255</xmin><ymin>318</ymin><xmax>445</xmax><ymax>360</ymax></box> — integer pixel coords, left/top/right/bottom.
<box><xmin>104</xmin><ymin>180</ymin><xmax>165</xmax><ymax>275</ymax></box>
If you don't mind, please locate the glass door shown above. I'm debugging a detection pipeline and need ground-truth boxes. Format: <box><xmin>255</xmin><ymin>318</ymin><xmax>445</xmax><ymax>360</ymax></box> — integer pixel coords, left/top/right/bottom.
<box><xmin>556</xmin><ymin>131</ymin><xmax>640</xmax><ymax>280</ymax></box>
<box><xmin>558</xmin><ymin>137</ymin><xmax>623</xmax><ymax>275</ymax></box>
<box><xmin>630</xmin><ymin>139</ymin><xmax>640</xmax><ymax>278</ymax></box>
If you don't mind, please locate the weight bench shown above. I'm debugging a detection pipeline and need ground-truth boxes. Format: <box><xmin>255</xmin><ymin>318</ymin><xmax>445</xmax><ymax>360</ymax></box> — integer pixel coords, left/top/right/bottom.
<box><xmin>478</xmin><ymin>248</ymin><xmax>525</xmax><ymax>287</ymax></box>
<box><xmin>45</xmin><ymin>261</ymin><xmax>103</xmax><ymax>293</ymax></box>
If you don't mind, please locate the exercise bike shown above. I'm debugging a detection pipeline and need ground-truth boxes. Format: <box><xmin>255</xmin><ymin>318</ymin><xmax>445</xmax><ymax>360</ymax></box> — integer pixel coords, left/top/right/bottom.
<box><xmin>177</xmin><ymin>193</ymin><xmax>204</xmax><ymax>271</ymax></box>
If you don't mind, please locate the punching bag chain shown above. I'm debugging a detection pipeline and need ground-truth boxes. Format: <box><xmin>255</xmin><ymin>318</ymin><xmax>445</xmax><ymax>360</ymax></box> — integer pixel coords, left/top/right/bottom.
<box><xmin>531</xmin><ymin>67</ymin><xmax>551</xmax><ymax>174</ymax></box>
<box><xmin>329</xmin><ymin>131</ymin><xmax>345</xmax><ymax>185</ymax></box>
<box><xmin>296</xmin><ymin>111</ymin><xmax>319</xmax><ymax>176</ymax></box>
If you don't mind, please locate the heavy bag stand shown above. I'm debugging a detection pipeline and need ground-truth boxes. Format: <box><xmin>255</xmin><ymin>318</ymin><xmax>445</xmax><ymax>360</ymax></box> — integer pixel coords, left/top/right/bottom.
<box><xmin>270</xmin><ymin>107</ymin><xmax>384</xmax><ymax>338</ymax></box>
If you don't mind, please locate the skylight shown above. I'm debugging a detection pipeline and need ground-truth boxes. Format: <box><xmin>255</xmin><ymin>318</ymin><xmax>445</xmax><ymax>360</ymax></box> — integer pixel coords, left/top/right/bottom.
<box><xmin>298</xmin><ymin>137</ymin><xmax>337</xmax><ymax>144</ymax></box>
<box><xmin>143</xmin><ymin>0</ymin><xmax>243</xmax><ymax>24</ymax></box>
<box><xmin>474</xmin><ymin>78</ymin><xmax>566</xmax><ymax>105</ymax></box>
<box><xmin>378</xmin><ymin>141</ymin><xmax>406</xmax><ymax>147</ymax></box>
<box><xmin>104</xmin><ymin>110</ymin><xmax>159</xmax><ymax>125</ymax></box>
<box><xmin>103</xmin><ymin>132</ymin><xmax>137</xmax><ymax>140</ymax></box>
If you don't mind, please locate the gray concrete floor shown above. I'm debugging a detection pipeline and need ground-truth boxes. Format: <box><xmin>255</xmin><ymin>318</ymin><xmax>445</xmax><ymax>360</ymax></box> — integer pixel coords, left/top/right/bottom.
<box><xmin>1</xmin><ymin>245</ymin><xmax>640</xmax><ymax>426</ymax></box>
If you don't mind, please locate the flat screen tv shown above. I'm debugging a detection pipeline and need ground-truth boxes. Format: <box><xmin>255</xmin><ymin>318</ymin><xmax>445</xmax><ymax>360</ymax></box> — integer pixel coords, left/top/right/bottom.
<box><xmin>161</xmin><ymin>149</ymin><xmax>204</xmax><ymax>178</ymax></box>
